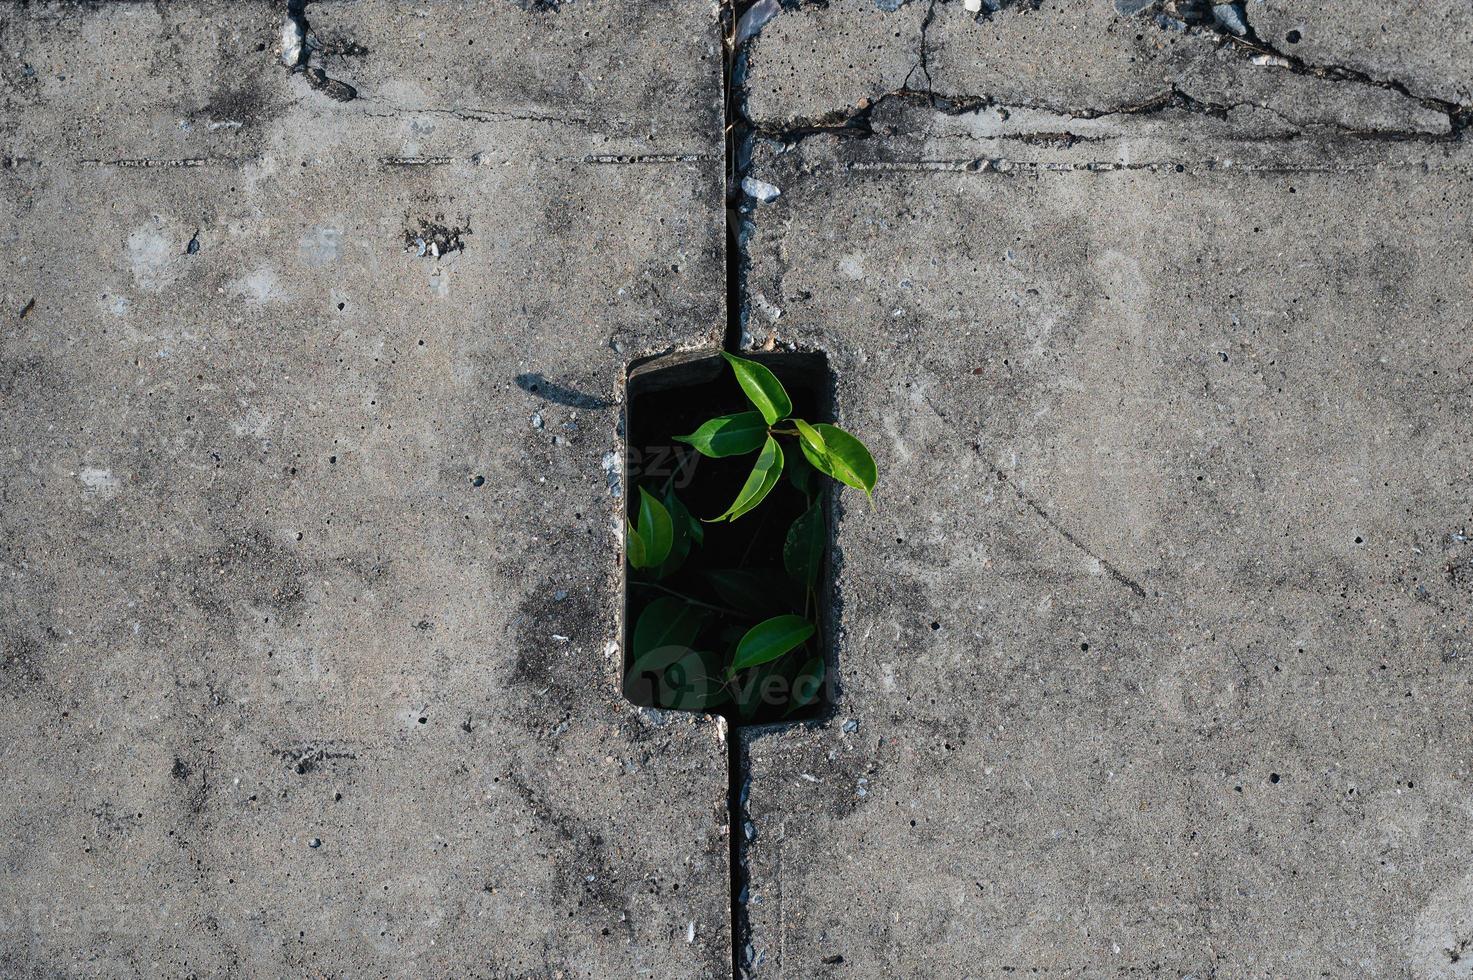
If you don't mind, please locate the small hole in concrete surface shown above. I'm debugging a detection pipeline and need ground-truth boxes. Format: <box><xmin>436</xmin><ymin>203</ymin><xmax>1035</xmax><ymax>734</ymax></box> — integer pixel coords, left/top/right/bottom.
<box><xmin>622</xmin><ymin>350</ymin><xmax>834</xmax><ymax>725</ymax></box>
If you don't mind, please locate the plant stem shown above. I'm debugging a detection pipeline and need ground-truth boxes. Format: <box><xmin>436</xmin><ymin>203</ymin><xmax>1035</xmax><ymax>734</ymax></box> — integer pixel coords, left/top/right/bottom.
<box><xmin>631</xmin><ymin>580</ymin><xmax>743</xmax><ymax>617</ymax></box>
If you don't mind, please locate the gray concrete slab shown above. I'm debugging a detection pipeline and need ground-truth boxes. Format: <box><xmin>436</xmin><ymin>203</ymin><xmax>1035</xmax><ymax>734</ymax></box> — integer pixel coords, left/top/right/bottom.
<box><xmin>6</xmin><ymin>0</ymin><xmax>1473</xmax><ymax>976</ymax></box>
<box><xmin>736</xmin><ymin>7</ymin><xmax>1473</xmax><ymax>976</ymax></box>
<box><xmin>1</xmin><ymin>1</ymin><xmax>728</xmax><ymax>976</ymax></box>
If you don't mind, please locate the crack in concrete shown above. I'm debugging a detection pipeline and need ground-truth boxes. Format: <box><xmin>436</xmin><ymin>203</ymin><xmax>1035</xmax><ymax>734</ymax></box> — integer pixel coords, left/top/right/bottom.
<box><xmin>283</xmin><ymin>1</ymin><xmax>359</xmax><ymax>102</ymax></box>
<box><xmin>755</xmin><ymin>78</ymin><xmax>1459</xmax><ymax>147</ymax></box>
<box><xmin>906</xmin><ymin>0</ymin><xmax>1043</xmax><ymax>97</ymax></box>
<box><xmin>1152</xmin><ymin>0</ymin><xmax>1471</xmax><ymax>136</ymax></box>
<box><xmin>748</xmin><ymin>1</ymin><xmax>1469</xmax><ymax>145</ymax></box>
<box><xmin>1075</xmin><ymin>84</ymin><xmax>1453</xmax><ymax>142</ymax></box>
<box><xmin>993</xmin><ymin>470</ymin><xmax>1150</xmax><ymax>599</ymax></box>
<box><xmin>902</xmin><ymin>0</ymin><xmax>940</xmax><ymax>98</ymax></box>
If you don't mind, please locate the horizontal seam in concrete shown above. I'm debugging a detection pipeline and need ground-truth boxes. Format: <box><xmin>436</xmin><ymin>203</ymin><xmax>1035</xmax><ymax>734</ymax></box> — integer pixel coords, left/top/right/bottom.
<box><xmin>376</xmin><ymin>153</ymin><xmax>720</xmax><ymax>166</ymax></box>
<box><xmin>782</xmin><ymin>159</ymin><xmax>1473</xmax><ymax>176</ymax></box>
<box><xmin>358</xmin><ymin>102</ymin><xmax>599</xmax><ymax>128</ymax></box>
<box><xmin>78</xmin><ymin>157</ymin><xmax>248</xmax><ymax>168</ymax></box>
<box><xmin>56</xmin><ymin>155</ymin><xmax>717</xmax><ymax>171</ymax></box>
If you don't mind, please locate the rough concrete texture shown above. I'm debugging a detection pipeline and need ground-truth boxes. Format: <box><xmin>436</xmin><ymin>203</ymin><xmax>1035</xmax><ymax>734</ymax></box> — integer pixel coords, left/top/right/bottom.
<box><xmin>736</xmin><ymin>2</ymin><xmax>1473</xmax><ymax>978</ymax></box>
<box><xmin>2</xmin><ymin>1</ymin><xmax>728</xmax><ymax>976</ymax></box>
<box><xmin>5</xmin><ymin>0</ymin><xmax>1473</xmax><ymax>977</ymax></box>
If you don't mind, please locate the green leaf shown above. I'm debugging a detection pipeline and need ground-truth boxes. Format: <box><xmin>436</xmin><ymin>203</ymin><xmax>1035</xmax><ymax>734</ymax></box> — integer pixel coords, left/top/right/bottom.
<box><xmin>706</xmin><ymin>569</ymin><xmax>790</xmax><ymax>616</ymax></box>
<box><xmin>730</xmin><ymin>614</ymin><xmax>815</xmax><ymax>674</ymax></box>
<box><xmin>654</xmin><ymin>490</ymin><xmax>693</xmax><ymax>579</ymax></box>
<box><xmin>783</xmin><ymin>502</ymin><xmax>825</xmax><ymax>589</ymax></box>
<box><xmin>793</xmin><ymin>418</ymin><xmax>826</xmax><ymax>457</ymax></box>
<box><xmin>630</xmin><ymin>597</ymin><xmax>706</xmax><ymax>671</ymax></box>
<box><xmin>673</xmin><ymin>411</ymin><xmax>768</xmax><ymax>458</ymax></box>
<box><xmin>636</xmin><ymin>487</ymin><xmax>673</xmax><ymax>567</ymax></box>
<box><xmin>802</xmin><ymin>423</ymin><xmax>878</xmax><ymax>497</ymax></box>
<box><xmin>798</xmin><ymin>435</ymin><xmax>834</xmax><ymax>481</ymax></box>
<box><xmin>707</xmin><ymin>435</ymin><xmax>784</xmax><ymax>522</ymax></box>
<box><xmin>786</xmin><ymin>442</ymin><xmax>815</xmax><ymax>496</ymax></box>
<box><xmin>626</xmin><ymin>520</ymin><xmax>648</xmax><ymax>569</ymax></box>
<box><xmin>624</xmin><ymin>597</ymin><xmax>708</xmax><ymax>705</ymax></box>
<box><xmin>722</xmin><ymin>352</ymin><xmax>792</xmax><ymax>425</ymax></box>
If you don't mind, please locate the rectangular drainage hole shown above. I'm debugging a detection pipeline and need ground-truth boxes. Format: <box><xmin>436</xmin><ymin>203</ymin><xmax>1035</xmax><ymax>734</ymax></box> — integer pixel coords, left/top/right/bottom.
<box><xmin>622</xmin><ymin>349</ymin><xmax>834</xmax><ymax>725</ymax></box>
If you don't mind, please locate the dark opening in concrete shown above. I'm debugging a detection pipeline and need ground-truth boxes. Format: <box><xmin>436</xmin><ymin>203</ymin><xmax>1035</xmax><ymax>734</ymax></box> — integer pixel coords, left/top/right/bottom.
<box><xmin>622</xmin><ymin>349</ymin><xmax>834</xmax><ymax>725</ymax></box>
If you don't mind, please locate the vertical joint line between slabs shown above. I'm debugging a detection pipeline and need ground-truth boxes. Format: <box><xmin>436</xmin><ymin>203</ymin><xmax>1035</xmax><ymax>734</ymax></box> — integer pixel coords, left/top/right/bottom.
<box><xmin>723</xmin><ymin>0</ymin><xmax>754</xmax><ymax>354</ymax></box>
<box><xmin>728</xmin><ymin>725</ymin><xmax>752</xmax><ymax>978</ymax></box>
<box><xmin>722</xmin><ymin>5</ymin><xmax>756</xmax><ymax>976</ymax></box>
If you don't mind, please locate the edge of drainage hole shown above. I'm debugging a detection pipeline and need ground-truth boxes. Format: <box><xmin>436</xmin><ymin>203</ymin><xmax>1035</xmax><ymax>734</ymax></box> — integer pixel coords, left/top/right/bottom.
<box><xmin>620</xmin><ymin>347</ymin><xmax>842</xmax><ymax>728</ymax></box>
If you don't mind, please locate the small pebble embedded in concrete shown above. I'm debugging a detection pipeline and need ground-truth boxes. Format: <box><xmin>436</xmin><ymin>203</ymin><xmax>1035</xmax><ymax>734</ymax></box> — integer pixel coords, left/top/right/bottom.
<box><xmin>741</xmin><ymin>176</ymin><xmax>781</xmax><ymax>204</ymax></box>
<box><xmin>308</xmin><ymin>837</ymin><xmax>321</xmax><ymax>849</ymax></box>
<box><xmin>1211</xmin><ymin>2</ymin><xmax>1249</xmax><ymax>36</ymax></box>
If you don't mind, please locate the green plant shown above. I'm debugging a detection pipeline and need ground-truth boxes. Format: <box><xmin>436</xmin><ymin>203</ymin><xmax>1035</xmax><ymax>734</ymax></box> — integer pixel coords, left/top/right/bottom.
<box><xmin>624</xmin><ymin>353</ymin><xmax>878</xmax><ymax>719</ymax></box>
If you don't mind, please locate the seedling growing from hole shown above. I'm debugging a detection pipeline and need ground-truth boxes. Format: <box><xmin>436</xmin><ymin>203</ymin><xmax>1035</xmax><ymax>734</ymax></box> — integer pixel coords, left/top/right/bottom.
<box><xmin>676</xmin><ymin>353</ymin><xmax>877</xmax><ymax>517</ymax></box>
<box><xmin>625</xmin><ymin>352</ymin><xmax>878</xmax><ymax>720</ymax></box>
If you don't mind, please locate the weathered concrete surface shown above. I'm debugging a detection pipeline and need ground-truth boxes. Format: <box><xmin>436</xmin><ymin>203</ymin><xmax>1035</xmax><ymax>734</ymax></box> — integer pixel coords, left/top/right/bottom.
<box><xmin>737</xmin><ymin>3</ymin><xmax>1473</xmax><ymax>977</ymax></box>
<box><xmin>1</xmin><ymin>1</ymin><xmax>727</xmax><ymax>976</ymax></box>
<box><xmin>7</xmin><ymin>0</ymin><xmax>1473</xmax><ymax>976</ymax></box>
<box><xmin>743</xmin><ymin>0</ymin><xmax>1465</xmax><ymax>136</ymax></box>
<box><xmin>1248</xmin><ymin>0</ymin><xmax>1473</xmax><ymax>106</ymax></box>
